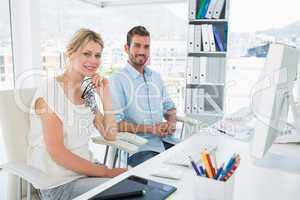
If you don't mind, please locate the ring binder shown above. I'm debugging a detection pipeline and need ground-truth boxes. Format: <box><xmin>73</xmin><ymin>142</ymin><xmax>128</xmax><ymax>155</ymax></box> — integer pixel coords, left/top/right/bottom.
<box><xmin>186</xmin><ymin>0</ymin><xmax>229</xmax><ymax>122</ymax></box>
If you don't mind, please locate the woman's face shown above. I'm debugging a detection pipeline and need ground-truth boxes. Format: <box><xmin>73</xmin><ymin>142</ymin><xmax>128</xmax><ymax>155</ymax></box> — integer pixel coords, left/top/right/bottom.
<box><xmin>69</xmin><ymin>41</ymin><xmax>102</xmax><ymax>77</ymax></box>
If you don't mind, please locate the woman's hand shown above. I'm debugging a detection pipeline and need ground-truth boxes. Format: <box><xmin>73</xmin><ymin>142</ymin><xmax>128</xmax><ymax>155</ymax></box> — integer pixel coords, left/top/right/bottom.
<box><xmin>90</xmin><ymin>74</ymin><xmax>109</xmax><ymax>96</ymax></box>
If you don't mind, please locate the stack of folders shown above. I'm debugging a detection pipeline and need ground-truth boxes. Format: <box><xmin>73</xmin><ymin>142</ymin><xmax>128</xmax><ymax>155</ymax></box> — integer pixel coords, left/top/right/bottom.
<box><xmin>185</xmin><ymin>88</ymin><xmax>205</xmax><ymax>114</ymax></box>
<box><xmin>189</xmin><ymin>151</ymin><xmax>240</xmax><ymax>181</ymax></box>
<box><xmin>188</xmin><ymin>24</ymin><xmax>226</xmax><ymax>53</ymax></box>
<box><xmin>196</xmin><ymin>0</ymin><xmax>226</xmax><ymax>19</ymax></box>
<box><xmin>186</xmin><ymin>57</ymin><xmax>225</xmax><ymax>85</ymax></box>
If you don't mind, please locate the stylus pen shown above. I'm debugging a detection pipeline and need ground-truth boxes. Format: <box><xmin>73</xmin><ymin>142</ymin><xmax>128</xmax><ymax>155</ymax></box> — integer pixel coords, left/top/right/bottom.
<box><xmin>97</xmin><ymin>189</ymin><xmax>146</xmax><ymax>200</ymax></box>
<box><xmin>216</xmin><ymin>129</ymin><xmax>235</xmax><ymax>137</ymax></box>
<box><xmin>217</xmin><ymin>128</ymin><xmax>229</xmax><ymax>135</ymax></box>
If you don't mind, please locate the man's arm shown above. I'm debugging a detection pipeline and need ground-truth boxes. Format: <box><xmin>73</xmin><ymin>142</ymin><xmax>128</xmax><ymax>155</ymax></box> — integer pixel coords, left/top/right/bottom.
<box><xmin>118</xmin><ymin>120</ymin><xmax>169</xmax><ymax>137</ymax></box>
<box><xmin>160</xmin><ymin>74</ymin><xmax>177</xmax><ymax>134</ymax></box>
<box><xmin>118</xmin><ymin>120</ymin><xmax>153</xmax><ymax>134</ymax></box>
<box><xmin>164</xmin><ymin>108</ymin><xmax>177</xmax><ymax>134</ymax></box>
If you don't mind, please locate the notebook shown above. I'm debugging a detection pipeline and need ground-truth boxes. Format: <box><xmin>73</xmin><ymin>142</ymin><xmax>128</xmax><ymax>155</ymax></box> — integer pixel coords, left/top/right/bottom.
<box><xmin>89</xmin><ymin>175</ymin><xmax>177</xmax><ymax>200</ymax></box>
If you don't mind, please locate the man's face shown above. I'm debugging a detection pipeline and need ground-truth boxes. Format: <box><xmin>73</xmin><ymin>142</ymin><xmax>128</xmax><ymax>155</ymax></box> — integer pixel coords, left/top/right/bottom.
<box><xmin>125</xmin><ymin>35</ymin><xmax>150</xmax><ymax>67</ymax></box>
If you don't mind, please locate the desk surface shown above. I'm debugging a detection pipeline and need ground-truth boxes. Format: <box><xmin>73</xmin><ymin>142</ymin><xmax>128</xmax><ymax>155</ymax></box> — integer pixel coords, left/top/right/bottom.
<box><xmin>74</xmin><ymin>131</ymin><xmax>300</xmax><ymax>200</ymax></box>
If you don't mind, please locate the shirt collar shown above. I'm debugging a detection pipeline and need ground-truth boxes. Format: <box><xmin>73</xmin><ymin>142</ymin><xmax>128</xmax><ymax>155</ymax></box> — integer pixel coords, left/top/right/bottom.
<box><xmin>125</xmin><ymin>62</ymin><xmax>152</xmax><ymax>80</ymax></box>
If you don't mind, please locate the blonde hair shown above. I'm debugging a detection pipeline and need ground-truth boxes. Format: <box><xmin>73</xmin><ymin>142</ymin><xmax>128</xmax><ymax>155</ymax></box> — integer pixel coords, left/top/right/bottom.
<box><xmin>65</xmin><ymin>28</ymin><xmax>104</xmax><ymax>58</ymax></box>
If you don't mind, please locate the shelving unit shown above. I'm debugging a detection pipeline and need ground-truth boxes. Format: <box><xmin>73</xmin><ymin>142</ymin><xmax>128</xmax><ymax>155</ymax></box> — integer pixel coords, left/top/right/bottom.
<box><xmin>185</xmin><ymin>0</ymin><xmax>230</xmax><ymax>125</ymax></box>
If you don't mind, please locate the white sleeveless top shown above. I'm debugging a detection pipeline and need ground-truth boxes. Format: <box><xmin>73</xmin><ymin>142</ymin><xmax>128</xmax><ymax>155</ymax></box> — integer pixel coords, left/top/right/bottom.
<box><xmin>27</xmin><ymin>76</ymin><xmax>97</xmax><ymax>186</ymax></box>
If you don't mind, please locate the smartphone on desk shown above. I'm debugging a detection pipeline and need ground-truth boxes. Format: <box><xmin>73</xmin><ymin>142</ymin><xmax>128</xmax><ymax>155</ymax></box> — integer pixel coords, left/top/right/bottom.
<box><xmin>89</xmin><ymin>175</ymin><xmax>177</xmax><ymax>200</ymax></box>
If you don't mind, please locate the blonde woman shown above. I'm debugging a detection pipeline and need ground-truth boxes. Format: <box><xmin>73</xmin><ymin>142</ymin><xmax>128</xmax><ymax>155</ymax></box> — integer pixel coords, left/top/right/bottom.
<box><xmin>27</xmin><ymin>28</ymin><xmax>127</xmax><ymax>200</ymax></box>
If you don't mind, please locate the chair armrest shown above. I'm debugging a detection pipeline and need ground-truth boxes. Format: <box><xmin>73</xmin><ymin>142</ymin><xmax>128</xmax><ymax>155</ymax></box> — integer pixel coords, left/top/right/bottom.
<box><xmin>176</xmin><ymin>115</ymin><xmax>209</xmax><ymax>129</ymax></box>
<box><xmin>0</xmin><ymin>161</ymin><xmax>83</xmax><ymax>190</ymax></box>
<box><xmin>91</xmin><ymin>136</ymin><xmax>139</xmax><ymax>155</ymax></box>
<box><xmin>116</xmin><ymin>132</ymin><xmax>148</xmax><ymax>146</ymax></box>
<box><xmin>176</xmin><ymin>115</ymin><xmax>204</xmax><ymax>126</ymax></box>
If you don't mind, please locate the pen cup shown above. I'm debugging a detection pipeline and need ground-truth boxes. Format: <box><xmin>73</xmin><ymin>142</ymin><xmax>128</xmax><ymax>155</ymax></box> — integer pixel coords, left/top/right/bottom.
<box><xmin>193</xmin><ymin>175</ymin><xmax>235</xmax><ymax>200</ymax></box>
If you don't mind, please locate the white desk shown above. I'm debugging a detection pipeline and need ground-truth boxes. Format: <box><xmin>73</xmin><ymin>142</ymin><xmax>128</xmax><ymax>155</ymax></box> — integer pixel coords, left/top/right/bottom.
<box><xmin>74</xmin><ymin>131</ymin><xmax>300</xmax><ymax>200</ymax></box>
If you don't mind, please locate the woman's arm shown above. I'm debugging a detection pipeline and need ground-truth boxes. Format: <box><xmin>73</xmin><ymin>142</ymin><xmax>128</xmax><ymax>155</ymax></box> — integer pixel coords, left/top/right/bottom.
<box><xmin>35</xmin><ymin>98</ymin><xmax>126</xmax><ymax>177</ymax></box>
<box><xmin>93</xmin><ymin>76</ymin><xmax>118</xmax><ymax>141</ymax></box>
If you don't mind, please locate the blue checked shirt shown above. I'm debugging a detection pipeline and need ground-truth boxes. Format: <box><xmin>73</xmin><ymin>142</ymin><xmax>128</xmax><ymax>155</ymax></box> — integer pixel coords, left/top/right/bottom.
<box><xmin>109</xmin><ymin>63</ymin><xmax>176</xmax><ymax>153</ymax></box>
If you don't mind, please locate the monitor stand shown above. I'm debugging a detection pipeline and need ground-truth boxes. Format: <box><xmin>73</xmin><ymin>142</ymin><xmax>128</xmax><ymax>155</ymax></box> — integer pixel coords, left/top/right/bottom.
<box><xmin>251</xmin><ymin>88</ymin><xmax>300</xmax><ymax>174</ymax></box>
<box><xmin>252</xmin><ymin>145</ymin><xmax>300</xmax><ymax>174</ymax></box>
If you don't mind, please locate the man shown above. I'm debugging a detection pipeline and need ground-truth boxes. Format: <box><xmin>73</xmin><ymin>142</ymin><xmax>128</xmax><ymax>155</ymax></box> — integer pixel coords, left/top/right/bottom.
<box><xmin>109</xmin><ymin>26</ymin><xmax>178</xmax><ymax>167</ymax></box>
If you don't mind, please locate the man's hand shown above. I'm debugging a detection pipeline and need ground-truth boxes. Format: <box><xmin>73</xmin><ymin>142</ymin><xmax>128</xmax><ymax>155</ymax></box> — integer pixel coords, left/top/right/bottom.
<box><xmin>164</xmin><ymin>108</ymin><xmax>177</xmax><ymax>134</ymax></box>
<box><xmin>151</xmin><ymin>122</ymin><xmax>176</xmax><ymax>137</ymax></box>
<box><xmin>151</xmin><ymin>122</ymin><xmax>169</xmax><ymax>137</ymax></box>
<box><xmin>167</xmin><ymin>121</ymin><xmax>176</xmax><ymax>134</ymax></box>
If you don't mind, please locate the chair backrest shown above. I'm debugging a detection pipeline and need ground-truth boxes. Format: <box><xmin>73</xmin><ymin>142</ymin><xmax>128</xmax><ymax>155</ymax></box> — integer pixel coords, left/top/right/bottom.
<box><xmin>0</xmin><ymin>88</ymin><xmax>36</xmax><ymax>200</ymax></box>
<box><xmin>0</xmin><ymin>88</ymin><xmax>36</xmax><ymax>162</ymax></box>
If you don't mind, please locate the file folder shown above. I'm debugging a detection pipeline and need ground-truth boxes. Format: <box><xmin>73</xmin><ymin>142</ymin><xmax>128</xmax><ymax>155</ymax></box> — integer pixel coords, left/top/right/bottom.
<box><xmin>201</xmin><ymin>24</ymin><xmax>210</xmax><ymax>52</ymax></box>
<box><xmin>192</xmin><ymin>57</ymin><xmax>200</xmax><ymax>84</ymax></box>
<box><xmin>207</xmin><ymin>24</ymin><xmax>216</xmax><ymax>52</ymax></box>
<box><xmin>199</xmin><ymin>57</ymin><xmax>207</xmax><ymax>83</ymax></box>
<box><xmin>197</xmin><ymin>0</ymin><xmax>207</xmax><ymax>19</ymax></box>
<box><xmin>213</xmin><ymin>26</ymin><xmax>224</xmax><ymax>51</ymax></box>
<box><xmin>205</xmin><ymin>0</ymin><xmax>218</xmax><ymax>19</ymax></box>
<box><xmin>192</xmin><ymin>88</ymin><xmax>199</xmax><ymax>113</ymax></box>
<box><xmin>207</xmin><ymin>57</ymin><xmax>217</xmax><ymax>83</ymax></box>
<box><xmin>206</xmin><ymin>57</ymin><xmax>212</xmax><ymax>83</ymax></box>
<box><xmin>188</xmin><ymin>0</ymin><xmax>197</xmax><ymax>20</ymax></box>
<box><xmin>212</xmin><ymin>0</ymin><xmax>225</xmax><ymax>19</ymax></box>
<box><xmin>218</xmin><ymin>58</ymin><xmax>226</xmax><ymax>83</ymax></box>
<box><xmin>188</xmin><ymin>25</ymin><xmax>195</xmax><ymax>53</ymax></box>
<box><xmin>201</xmin><ymin>0</ymin><xmax>211</xmax><ymax>19</ymax></box>
<box><xmin>186</xmin><ymin>88</ymin><xmax>192</xmax><ymax>113</ymax></box>
<box><xmin>194</xmin><ymin>25</ymin><xmax>202</xmax><ymax>53</ymax></box>
<box><xmin>224</xmin><ymin>24</ymin><xmax>228</xmax><ymax>51</ymax></box>
<box><xmin>187</xmin><ymin>57</ymin><xmax>193</xmax><ymax>84</ymax></box>
<box><xmin>198</xmin><ymin>88</ymin><xmax>205</xmax><ymax>112</ymax></box>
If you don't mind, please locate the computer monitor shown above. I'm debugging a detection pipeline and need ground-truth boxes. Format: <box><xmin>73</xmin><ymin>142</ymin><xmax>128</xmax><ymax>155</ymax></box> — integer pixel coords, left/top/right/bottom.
<box><xmin>250</xmin><ymin>43</ymin><xmax>300</xmax><ymax>159</ymax></box>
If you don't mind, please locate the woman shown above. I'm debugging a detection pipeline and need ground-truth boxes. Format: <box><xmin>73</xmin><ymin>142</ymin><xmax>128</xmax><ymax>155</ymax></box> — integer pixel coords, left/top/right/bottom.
<box><xmin>27</xmin><ymin>28</ymin><xmax>127</xmax><ymax>200</ymax></box>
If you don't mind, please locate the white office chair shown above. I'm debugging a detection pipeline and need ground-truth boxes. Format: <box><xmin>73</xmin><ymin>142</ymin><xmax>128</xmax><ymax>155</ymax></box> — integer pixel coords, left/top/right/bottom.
<box><xmin>0</xmin><ymin>88</ymin><xmax>39</xmax><ymax>200</ymax></box>
<box><xmin>0</xmin><ymin>88</ymin><xmax>78</xmax><ymax>200</ymax></box>
<box><xmin>0</xmin><ymin>88</ymin><xmax>148</xmax><ymax>199</ymax></box>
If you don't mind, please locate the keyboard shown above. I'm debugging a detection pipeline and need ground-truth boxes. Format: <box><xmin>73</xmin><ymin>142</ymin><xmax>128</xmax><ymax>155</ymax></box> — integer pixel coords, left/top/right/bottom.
<box><xmin>151</xmin><ymin>165</ymin><xmax>183</xmax><ymax>180</ymax></box>
<box><xmin>164</xmin><ymin>145</ymin><xmax>217</xmax><ymax>167</ymax></box>
<box><xmin>117</xmin><ymin>132</ymin><xmax>148</xmax><ymax>146</ymax></box>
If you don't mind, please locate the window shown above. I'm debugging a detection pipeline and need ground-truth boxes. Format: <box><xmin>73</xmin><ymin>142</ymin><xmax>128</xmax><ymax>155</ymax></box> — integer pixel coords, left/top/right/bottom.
<box><xmin>0</xmin><ymin>0</ymin><xmax>14</xmax><ymax>198</ymax></box>
<box><xmin>226</xmin><ymin>0</ymin><xmax>300</xmax><ymax>114</ymax></box>
<box><xmin>0</xmin><ymin>67</ymin><xmax>5</xmax><ymax>74</ymax></box>
<box><xmin>0</xmin><ymin>0</ymin><xmax>14</xmax><ymax>90</ymax></box>
<box><xmin>0</xmin><ymin>56</ymin><xmax>4</xmax><ymax>66</ymax></box>
<box><xmin>40</xmin><ymin>0</ymin><xmax>187</xmax><ymax>113</ymax></box>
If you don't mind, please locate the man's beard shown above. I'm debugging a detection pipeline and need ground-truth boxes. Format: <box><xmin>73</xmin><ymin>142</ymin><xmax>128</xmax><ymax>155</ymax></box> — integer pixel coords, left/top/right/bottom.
<box><xmin>130</xmin><ymin>54</ymin><xmax>147</xmax><ymax>67</ymax></box>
